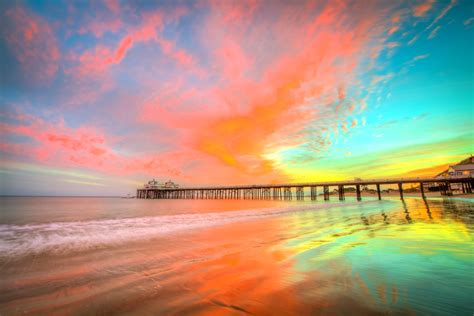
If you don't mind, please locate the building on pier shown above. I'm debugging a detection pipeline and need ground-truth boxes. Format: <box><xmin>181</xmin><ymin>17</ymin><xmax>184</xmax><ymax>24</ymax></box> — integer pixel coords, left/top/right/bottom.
<box><xmin>436</xmin><ymin>156</ymin><xmax>474</xmax><ymax>178</ymax></box>
<box><xmin>144</xmin><ymin>179</ymin><xmax>179</xmax><ymax>189</ymax></box>
<box><xmin>430</xmin><ymin>156</ymin><xmax>474</xmax><ymax>192</ymax></box>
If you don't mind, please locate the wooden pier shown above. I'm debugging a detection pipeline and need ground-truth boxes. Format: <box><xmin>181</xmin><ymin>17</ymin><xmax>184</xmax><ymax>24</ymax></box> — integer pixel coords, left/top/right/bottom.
<box><xmin>136</xmin><ymin>177</ymin><xmax>473</xmax><ymax>201</ymax></box>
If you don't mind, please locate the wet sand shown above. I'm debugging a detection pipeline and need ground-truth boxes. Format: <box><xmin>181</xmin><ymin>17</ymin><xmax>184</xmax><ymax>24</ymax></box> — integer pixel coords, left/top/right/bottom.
<box><xmin>1</xmin><ymin>197</ymin><xmax>473</xmax><ymax>315</ymax></box>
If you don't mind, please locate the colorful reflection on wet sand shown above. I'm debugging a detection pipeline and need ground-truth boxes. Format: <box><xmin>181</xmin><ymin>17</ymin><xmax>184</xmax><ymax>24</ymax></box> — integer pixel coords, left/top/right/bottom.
<box><xmin>0</xmin><ymin>197</ymin><xmax>473</xmax><ymax>315</ymax></box>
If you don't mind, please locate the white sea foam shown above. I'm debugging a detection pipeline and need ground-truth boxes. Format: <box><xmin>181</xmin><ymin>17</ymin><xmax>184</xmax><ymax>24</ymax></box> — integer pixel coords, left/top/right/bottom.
<box><xmin>0</xmin><ymin>201</ymin><xmax>375</xmax><ymax>258</ymax></box>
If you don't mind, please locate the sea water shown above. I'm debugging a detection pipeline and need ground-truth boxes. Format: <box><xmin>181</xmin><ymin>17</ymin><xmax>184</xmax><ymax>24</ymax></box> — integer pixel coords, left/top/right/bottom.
<box><xmin>0</xmin><ymin>196</ymin><xmax>473</xmax><ymax>315</ymax></box>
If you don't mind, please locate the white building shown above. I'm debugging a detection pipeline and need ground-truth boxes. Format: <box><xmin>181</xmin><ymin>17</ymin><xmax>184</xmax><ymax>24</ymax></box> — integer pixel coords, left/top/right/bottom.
<box><xmin>433</xmin><ymin>156</ymin><xmax>473</xmax><ymax>193</ymax></box>
<box><xmin>144</xmin><ymin>179</ymin><xmax>179</xmax><ymax>189</ymax></box>
<box><xmin>436</xmin><ymin>156</ymin><xmax>474</xmax><ymax>178</ymax></box>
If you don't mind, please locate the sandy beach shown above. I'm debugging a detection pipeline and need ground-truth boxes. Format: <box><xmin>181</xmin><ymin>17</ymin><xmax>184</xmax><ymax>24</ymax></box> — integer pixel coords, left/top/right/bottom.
<box><xmin>1</xmin><ymin>196</ymin><xmax>473</xmax><ymax>315</ymax></box>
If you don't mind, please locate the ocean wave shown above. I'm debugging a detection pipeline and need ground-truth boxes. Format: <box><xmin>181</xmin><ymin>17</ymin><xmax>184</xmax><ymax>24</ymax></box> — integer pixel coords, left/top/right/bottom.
<box><xmin>0</xmin><ymin>201</ymin><xmax>379</xmax><ymax>258</ymax></box>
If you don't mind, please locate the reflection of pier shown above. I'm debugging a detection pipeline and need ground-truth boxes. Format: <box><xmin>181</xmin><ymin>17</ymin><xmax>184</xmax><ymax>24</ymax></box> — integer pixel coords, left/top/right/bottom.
<box><xmin>136</xmin><ymin>177</ymin><xmax>473</xmax><ymax>201</ymax></box>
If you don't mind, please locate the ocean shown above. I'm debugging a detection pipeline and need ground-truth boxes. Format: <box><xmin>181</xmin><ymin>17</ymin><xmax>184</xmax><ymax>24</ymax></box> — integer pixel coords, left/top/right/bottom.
<box><xmin>0</xmin><ymin>196</ymin><xmax>473</xmax><ymax>315</ymax></box>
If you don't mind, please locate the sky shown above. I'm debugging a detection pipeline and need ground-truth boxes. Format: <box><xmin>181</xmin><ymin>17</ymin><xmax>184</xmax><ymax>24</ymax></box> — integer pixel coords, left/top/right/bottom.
<box><xmin>0</xmin><ymin>0</ymin><xmax>473</xmax><ymax>196</ymax></box>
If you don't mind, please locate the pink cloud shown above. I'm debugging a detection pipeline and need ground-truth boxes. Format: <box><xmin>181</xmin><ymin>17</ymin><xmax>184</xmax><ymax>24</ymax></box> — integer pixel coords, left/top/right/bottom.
<box><xmin>388</xmin><ymin>25</ymin><xmax>399</xmax><ymax>35</ymax></box>
<box><xmin>112</xmin><ymin>36</ymin><xmax>133</xmax><ymax>63</ymax></box>
<box><xmin>426</xmin><ymin>0</ymin><xmax>457</xmax><ymax>30</ymax></box>
<box><xmin>1</xmin><ymin>6</ymin><xmax>60</xmax><ymax>83</ymax></box>
<box><xmin>156</xmin><ymin>37</ymin><xmax>197</xmax><ymax>68</ymax></box>
<box><xmin>75</xmin><ymin>0</ymin><xmax>122</xmax><ymax>37</ymax></box>
<box><xmin>0</xmin><ymin>112</ymin><xmax>186</xmax><ymax>178</ymax></box>
<box><xmin>2</xmin><ymin>1</ymin><xmax>429</xmax><ymax>186</ymax></box>
<box><xmin>413</xmin><ymin>0</ymin><xmax>435</xmax><ymax>17</ymax></box>
<box><xmin>67</xmin><ymin>45</ymin><xmax>111</xmax><ymax>76</ymax></box>
<box><xmin>68</xmin><ymin>6</ymin><xmax>198</xmax><ymax>77</ymax></box>
<box><xmin>103</xmin><ymin>0</ymin><xmax>120</xmax><ymax>14</ymax></box>
<box><xmin>408</xmin><ymin>0</ymin><xmax>456</xmax><ymax>45</ymax></box>
<box><xmin>209</xmin><ymin>0</ymin><xmax>259</xmax><ymax>23</ymax></box>
<box><xmin>67</xmin><ymin>35</ymin><xmax>133</xmax><ymax>77</ymax></box>
<box><xmin>413</xmin><ymin>54</ymin><xmax>429</xmax><ymax>61</ymax></box>
<box><xmin>214</xmin><ymin>38</ymin><xmax>253</xmax><ymax>81</ymax></box>
<box><xmin>78</xmin><ymin>18</ymin><xmax>122</xmax><ymax>38</ymax></box>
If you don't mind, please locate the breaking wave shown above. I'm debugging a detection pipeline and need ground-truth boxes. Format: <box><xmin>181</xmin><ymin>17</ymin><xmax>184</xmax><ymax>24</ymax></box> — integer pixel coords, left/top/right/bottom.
<box><xmin>0</xmin><ymin>201</ymin><xmax>378</xmax><ymax>258</ymax></box>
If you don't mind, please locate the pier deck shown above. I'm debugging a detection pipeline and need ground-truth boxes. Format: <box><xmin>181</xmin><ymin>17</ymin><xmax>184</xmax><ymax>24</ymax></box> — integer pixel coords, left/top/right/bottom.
<box><xmin>136</xmin><ymin>176</ymin><xmax>473</xmax><ymax>200</ymax></box>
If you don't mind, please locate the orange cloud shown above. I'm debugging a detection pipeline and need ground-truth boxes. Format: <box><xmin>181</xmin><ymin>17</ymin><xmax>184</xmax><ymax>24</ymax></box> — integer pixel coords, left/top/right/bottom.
<box><xmin>123</xmin><ymin>1</ymin><xmax>405</xmax><ymax>183</ymax></box>
<box><xmin>401</xmin><ymin>163</ymin><xmax>450</xmax><ymax>177</ymax></box>
<box><xmin>180</xmin><ymin>1</ymin><xmax>389</xmax><ymax>175</ymax></box>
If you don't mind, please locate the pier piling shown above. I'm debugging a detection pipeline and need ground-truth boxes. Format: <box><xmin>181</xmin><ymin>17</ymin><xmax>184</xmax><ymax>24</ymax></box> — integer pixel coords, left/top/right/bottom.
<box><xmin>398</xmin><ymin>183</ymin><xmax>404</xmax><ymax>200</ymax></box>
<box><xmin>323</xmin><ymin>186</ymin><xmax>329</xmax><ymax>201</ymax></box>
<box><xmin>338</xmin><ymin>185</ymin><xmax>345</xmax><ymax>201</ymax></box>
<box><xmin>310</xmin><ymin>186</ymin><xmax>317</xmax><ymax>200</ymax></box>
<box><xmin>420</xmin><ymin>182</ymin><xmax>425</xmax><ymax>199</ymax></box>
